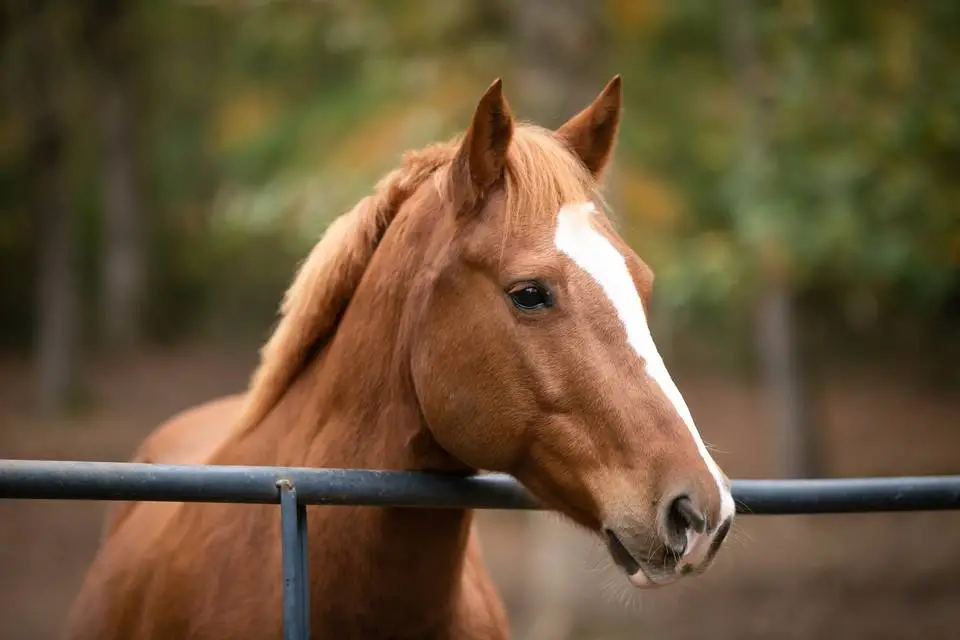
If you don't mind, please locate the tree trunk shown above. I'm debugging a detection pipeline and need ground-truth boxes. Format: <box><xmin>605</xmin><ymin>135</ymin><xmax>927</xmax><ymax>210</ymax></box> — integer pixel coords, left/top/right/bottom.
<box><xmin>511</xmin><ymin>0</ymin><xmax>605</xmax><ymax>123</ymax></box>
<box><xmin>724</xmin><ymin>0</ymin><xmax>821</xmax><ymax>478</ymax></box>
<box><xmin>91</xmin><ymin>0</ymin><xmax>144</xmax><ymax>350</ymax></box>
<box><xmin>24</xmin><ymin>1</ymin><xmax>78</xmax><ymax>415</ymax></box>
<box><xmin>35</xmin><ymin>133</ymin><xmax>77</xmax><ymax>416</ymax></box>
<box><xmin>509</xmin><ymin>1</ymin><xmax>609</xmax><ymax>637</ymax></box>
<box><xmin>755</xmin><ymin>284</ymin><xmax>820</xmax><ymax>478</ymax></box>
<box><xmin>97</xmin><ymin>66</ymin><xmax>143</xmax><ymax>349</ymax></box>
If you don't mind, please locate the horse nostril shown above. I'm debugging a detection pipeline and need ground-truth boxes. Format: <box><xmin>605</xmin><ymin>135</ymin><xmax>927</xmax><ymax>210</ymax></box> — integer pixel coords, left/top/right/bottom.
<box><xmin>665</xmin><ymin>495</ymin><xmax>707</xmax><ymax>548</ymax></box>
<box><xmin>707</xmin><ymin>517</ymin><xmax>732</xmax><ymax>561</ymax></box>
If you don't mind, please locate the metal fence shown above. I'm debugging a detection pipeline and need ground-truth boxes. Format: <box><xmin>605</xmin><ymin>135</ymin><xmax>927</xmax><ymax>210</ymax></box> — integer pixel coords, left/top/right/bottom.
<box><xmin>3</xmin><ymin>459</ymin><xmax>960</xmax><ymax>640</ymax></box>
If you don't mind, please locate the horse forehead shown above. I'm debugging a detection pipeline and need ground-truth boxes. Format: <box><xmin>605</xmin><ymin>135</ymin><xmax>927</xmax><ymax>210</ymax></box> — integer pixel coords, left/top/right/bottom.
<box><xmin>552</xmin><ymin>201</ymin><xmax>658</xmax><ymax>338</ymax></box>
<box><xmin>553</xmin><ymin>202</ymin><xmax>635</xmax><ymax>287</ymax></box>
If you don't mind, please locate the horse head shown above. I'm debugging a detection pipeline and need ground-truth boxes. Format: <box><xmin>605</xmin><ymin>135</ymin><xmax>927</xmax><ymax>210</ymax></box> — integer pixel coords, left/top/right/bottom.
<box><xmin>406</xmin><ymin>77</ymin><xmax>734</xmax><ymax>587</ymax></box>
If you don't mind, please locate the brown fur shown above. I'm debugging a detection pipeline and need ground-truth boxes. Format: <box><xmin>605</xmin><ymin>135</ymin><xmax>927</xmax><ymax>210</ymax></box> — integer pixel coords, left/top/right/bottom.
<box><xmin>65</xmin><ymin>77</ymin><xmax>733</xmax><ymax>640</ymax></box>
<box><xmin>100</xmin><ymin>395</ymin><xmax>244</xmax><ymax>541</ymax></box>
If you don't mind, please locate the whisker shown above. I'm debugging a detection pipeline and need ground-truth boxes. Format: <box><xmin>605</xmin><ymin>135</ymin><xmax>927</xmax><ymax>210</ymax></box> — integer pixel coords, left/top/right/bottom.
<box><xmin>599</xmin><ymin>571</ymin><xmax>646</xmax><ymax>613</ymax></box>
<box><xmin>730</xmin><ymin>522</ymin><xmax>754</xmax><ymax>544</ymax></box>
<box><xmin>702</xmin><ymin>439</ymin><xmax>731</xmax><ymax>455</ymax></box>
<box><xmin>734</xmin><ymin>498</ymin><xmax>754</xmax><ymax>516</ymax></box>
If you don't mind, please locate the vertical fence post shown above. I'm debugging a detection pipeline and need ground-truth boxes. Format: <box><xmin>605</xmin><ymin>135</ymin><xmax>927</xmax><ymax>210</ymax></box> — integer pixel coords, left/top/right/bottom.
<box><xmin>278</xmin><ymin>480</ymin><xmax>310</xmax><ymax>640</ymax></box>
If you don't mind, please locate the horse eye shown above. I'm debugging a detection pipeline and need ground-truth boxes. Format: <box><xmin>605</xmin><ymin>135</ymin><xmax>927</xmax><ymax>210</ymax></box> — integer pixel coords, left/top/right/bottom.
<box><xmin>508</xmin><ymin>282</ymin><xmax>553</xmax><ymax>311</ymax></box>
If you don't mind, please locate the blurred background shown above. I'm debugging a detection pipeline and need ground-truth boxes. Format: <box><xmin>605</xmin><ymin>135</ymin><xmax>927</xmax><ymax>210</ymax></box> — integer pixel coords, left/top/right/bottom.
<box><xmin>1</xmin><ymin>0</ymin><xmax>959</xmax><ymax>638</ymax></box>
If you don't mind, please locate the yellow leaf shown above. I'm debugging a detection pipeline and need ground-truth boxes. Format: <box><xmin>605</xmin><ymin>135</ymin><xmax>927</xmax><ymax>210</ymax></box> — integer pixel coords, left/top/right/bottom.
<box><xmin>0</xmin><ymin>111</ymin><xmax>26</xmax><ymax>163</ymax></box>
<box><xmin>617</xmin><ymin>166</ymin><xmax>684</xmax><ymax>229</ymax></box>
<box><xmin>949</xmin><ymin>234</ymin><xmax>960</xmax><ymax>267</ymax></box>
<box><xmin>215</xmin><ymin>89</ymin><xmax>278</xmax><ymax>151</ymax></box>
<box><xmin>875</xmin><ymin>5</ymin><xmax>917</xmax><ymax>90</ymax></box>
<box><xmin>604</xmin><ymin>0</ymin><xmax>664</xmax><ymax>35</ymax></box>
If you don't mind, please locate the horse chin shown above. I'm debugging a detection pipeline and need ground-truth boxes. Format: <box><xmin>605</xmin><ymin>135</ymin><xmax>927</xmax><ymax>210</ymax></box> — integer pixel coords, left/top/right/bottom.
<box><xmin>603</xmin><ymin>528</ymin><xmax>681</xmax><ymax>589</ymax></box>
<box><xmin>624</xmin><ymin>566</ymin><xmax>681</xmax><ymax>589</ymax></box>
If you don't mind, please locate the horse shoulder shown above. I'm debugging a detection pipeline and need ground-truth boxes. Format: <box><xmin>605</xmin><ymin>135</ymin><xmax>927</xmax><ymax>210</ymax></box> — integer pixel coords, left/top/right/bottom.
<box><xmin>64</xmin><ymin>500</ymin><xmax>187</xmax><ymax>640</ymax></box>
<box><xmin>100</xmin><ymin>394</ymin><xmax>246</xmax><ymax>540</ymax></box>
<box><xmin>133</xmin><ymin>393</ymin><xmax>246</xmax><ymax>466</ymax></box>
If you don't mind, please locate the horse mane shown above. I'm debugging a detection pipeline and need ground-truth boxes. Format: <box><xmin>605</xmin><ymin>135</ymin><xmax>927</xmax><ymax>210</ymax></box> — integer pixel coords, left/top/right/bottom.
<box><xmin>237</xmin><ymin>123</ymin><xmax>601</xmax><ymax>433</ymax></box>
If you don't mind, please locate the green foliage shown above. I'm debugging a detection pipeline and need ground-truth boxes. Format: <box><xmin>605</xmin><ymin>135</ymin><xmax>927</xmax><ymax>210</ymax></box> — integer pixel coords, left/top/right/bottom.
<box><xmin>0</xmin><ymin>0</ymin><xmax>956</xmax><ymax>349</ymax></box>
<box><xmin>612</xmin><ymin>1</ymin><xmax>959</xmax><ymax>333</ymax></box>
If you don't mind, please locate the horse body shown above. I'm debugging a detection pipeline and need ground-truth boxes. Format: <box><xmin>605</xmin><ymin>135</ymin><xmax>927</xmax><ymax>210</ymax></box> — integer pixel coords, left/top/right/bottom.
<box><xmin>72</xmin><ymin>151</ymin><xmax>508</xmax><ymax>639</ymax></box>
<box><xmin>66</xmin><ymin>77</ymin><xmax>736</xmax><ymax>639</ymax></box>
<box><xmin>100</xmin><ymin>395</ymin><xmax>244</xmax><ymax>539</ymax></box>
<box><xmin>71</xmin><ymin>134</ymin><xmax>509</xmax><ymax>639</ymax></box>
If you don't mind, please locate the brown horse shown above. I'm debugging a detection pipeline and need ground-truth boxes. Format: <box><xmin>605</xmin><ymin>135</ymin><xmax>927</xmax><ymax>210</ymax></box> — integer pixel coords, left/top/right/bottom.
<box><xmin>65</xmin><ymin>76</ymin><xmax>735</xmax><ymax>640</ymax></box>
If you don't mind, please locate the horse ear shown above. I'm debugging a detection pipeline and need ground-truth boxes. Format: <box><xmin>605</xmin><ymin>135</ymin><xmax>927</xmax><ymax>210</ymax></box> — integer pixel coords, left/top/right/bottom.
<box><xmin>555</xmin><ymin>75</ymin><xmax>622</xmax><ymax>179</ymax></box>
<box><xmin>451</xmin><ymin>78</ymin><xmax>514</xmax><ymax>213</ymax></box>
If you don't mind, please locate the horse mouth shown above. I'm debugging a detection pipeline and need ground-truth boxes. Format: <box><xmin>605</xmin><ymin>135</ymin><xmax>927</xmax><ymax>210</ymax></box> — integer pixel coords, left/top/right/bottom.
<box><xmin>603</xmin><ymin>528</ymin><xmax>680</xmax><ymax>588</ymax></box>
<box><xmin>604</xmin><ymin>528</ymin><xmax>641</xmax><ymax>575</ymax></box>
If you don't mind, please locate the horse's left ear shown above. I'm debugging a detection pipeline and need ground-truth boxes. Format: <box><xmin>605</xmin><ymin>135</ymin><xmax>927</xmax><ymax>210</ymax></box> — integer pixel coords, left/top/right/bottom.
<box><xmin>451</xmin><ymin>78</ymin><xmax>514</xmax><ymax>214</ymax></box>
<box><xmin>556</xmin><ymin>75</ymin><xmax>622</xmax><ymax>179</ymax></box>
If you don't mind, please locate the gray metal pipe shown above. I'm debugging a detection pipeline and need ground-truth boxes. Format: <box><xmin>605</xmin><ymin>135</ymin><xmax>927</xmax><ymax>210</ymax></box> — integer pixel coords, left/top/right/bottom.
<box><xmin>2</xmin><ymin>459</ymin><xmax>960</xmax><ymax>514</ymax></box>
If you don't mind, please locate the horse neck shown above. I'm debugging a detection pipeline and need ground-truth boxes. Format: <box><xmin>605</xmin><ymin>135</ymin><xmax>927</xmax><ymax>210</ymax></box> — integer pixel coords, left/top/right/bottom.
<box><xmin>221</xmin><ymin>196</ymin><xmax>475</xmax><ymax>626</ymax></box>
<box><xmin>282</xmin><ymin>199</ymin><xmax>464</xmax><ymax>473</ymax></box>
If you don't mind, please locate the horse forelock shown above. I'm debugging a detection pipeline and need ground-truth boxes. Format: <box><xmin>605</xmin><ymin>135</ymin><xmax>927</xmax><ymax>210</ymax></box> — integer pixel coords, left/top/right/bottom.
<box><xmin>438</xmin><ymin>123</ymin><xmax>606</xmax><ymax>229</ymax></box>
<box><xmin>237</xmin><ymin>124</ymin><xmax>604</xmax><ymax>434</ymax></box>
<box><xmin>502</xmin><ymin>124</ymin><xmax>605</xmax><ymax>230</ymax></box>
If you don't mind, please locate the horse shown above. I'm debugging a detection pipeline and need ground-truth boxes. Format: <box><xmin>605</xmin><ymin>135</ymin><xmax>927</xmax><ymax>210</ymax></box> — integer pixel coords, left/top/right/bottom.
<box><xmin>64</xmin><ymin>76</ymin><xmax>735</xmax><ymax>640</ymax></box>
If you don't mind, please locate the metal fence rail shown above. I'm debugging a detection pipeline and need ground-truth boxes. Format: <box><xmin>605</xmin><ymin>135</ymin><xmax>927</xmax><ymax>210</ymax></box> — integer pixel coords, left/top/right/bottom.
<box><xmin>4</xmin><ymin>459</ymin><xmax>960</xmax><ymax>513</ymax></box>
<box><xmin>4</xmin><ymin>458</ymin><xmax>960</xmax><ymax>640</ymax></box>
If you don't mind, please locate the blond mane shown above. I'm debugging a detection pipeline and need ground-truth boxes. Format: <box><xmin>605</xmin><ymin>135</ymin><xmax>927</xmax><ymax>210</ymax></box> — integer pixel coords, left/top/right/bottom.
<box><xmin>238</xmin><ymin>123</ymin><xmax>603</xmax><ymax>433</ymax></box>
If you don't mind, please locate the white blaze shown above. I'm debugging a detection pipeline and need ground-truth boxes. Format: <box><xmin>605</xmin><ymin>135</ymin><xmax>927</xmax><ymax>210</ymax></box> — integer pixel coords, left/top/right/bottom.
<box><xmin>554</xmin><ymin>202</ymin><xmax>735</xmax><ymax>526</ymax></box>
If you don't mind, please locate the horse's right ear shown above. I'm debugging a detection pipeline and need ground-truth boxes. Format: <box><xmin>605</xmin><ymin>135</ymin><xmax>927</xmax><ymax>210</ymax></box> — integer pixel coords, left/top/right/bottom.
<box><xmin>451</xmin><ymin>78</ymin><xmax>514</xmax><ymax>215</ymax></box>
<box><xmin>555</xmin><ymin>75</ymin><xmax>622</xmax><ymax>180</ymax></box>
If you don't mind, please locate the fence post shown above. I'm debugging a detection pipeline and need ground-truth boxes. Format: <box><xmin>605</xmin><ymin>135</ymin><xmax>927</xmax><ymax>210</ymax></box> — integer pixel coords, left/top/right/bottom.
<box><xmin>278</xmin><ymin>479</ymin><xmax>310</xmax><ymax>640</ymax></box>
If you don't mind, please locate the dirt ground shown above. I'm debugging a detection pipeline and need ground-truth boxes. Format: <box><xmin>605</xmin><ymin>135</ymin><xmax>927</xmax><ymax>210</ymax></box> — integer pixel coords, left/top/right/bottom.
<box><xmin>2</xmin><ymin>343</ymin><xmax>959</xmax><ymax>639</ymax></box>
